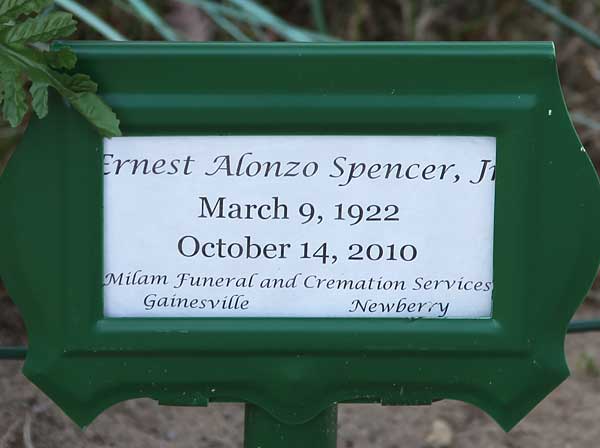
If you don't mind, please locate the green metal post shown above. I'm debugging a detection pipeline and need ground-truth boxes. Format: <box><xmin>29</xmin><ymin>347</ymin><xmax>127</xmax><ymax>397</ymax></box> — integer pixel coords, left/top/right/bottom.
<box><xmin>244</xmin><ymin>404</ymin><xmax>337</xmax><ymax>448</ymax></box>
<box><xmin>0</xmin><ymin>346</ymin><xmax>27</xmax><ymax>359</ymax></box>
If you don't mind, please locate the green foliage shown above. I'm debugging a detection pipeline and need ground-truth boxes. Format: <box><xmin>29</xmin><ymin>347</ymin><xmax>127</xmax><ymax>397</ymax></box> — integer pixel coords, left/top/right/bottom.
<box><xmin>0</xmin><ymin>0</ymin><xmax>51</xmax><ymax>23</ymax></box>
<box><xmin>29</xmin><ymin>81</ymin><xmax>48</xmax><ymax>118</ymax></box>
<box><xmin>3</xmin><ymin>12</ymin><xmax>77</xmax><ymax>44</ymax></box>
<box><xmin>0</xmin><ymin>0</ymin><xmax>121</xmax><ymax>137</ymax></box>
<box><xmin>0</xmin><ymin>67</ymin><xmax>29</xmax><ymax>127</ymax></box>
<box><xmin>181</xmin><ymin>0</ymin><xmax>336</xmax><ymax>42</ymax></box>
<box><xmin>43</xmin><ymin>46</ymin><xmax>77</xmax><ymax>69</ymax></box>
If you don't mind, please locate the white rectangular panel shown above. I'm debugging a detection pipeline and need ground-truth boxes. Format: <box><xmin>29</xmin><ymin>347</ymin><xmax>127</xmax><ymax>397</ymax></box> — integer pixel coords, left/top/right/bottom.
<box><xmin>103</xmin><ymin>135</ymin><xmax>495</xmax><ymax>318</ymax></box>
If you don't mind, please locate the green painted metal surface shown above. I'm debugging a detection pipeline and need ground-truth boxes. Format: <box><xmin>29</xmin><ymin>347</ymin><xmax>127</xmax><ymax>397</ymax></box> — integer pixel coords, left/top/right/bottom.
<box><xmin>0</xmin><ymin>42</ymin><xmax>599</xmax><ymax>431</ymax></box>
<box><xmin>244</xmin><ymin>404</ymin><xmax>337</xmax><ymax>448</ymax></box>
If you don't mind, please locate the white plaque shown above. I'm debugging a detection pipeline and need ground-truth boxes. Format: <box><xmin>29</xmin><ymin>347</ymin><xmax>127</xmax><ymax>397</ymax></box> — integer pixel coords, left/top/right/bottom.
<box><xmin>103</xmin><ymin>136</ymin><xmax>495</xmax><ymax>318</ymax></box>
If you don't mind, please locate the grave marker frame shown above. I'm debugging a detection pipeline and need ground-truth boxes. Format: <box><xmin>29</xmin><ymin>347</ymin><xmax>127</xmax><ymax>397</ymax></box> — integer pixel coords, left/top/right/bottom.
<box><xmin>0</xmin><ymin>42</ymin><xmax>599</xmax><ymax>444</ymax></box>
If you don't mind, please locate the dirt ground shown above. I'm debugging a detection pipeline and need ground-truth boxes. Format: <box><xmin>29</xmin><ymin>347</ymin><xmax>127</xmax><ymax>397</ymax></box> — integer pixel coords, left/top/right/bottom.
<box><xmin>1</xmin><ymin>291</ymin><xmax>600</xmax><ymax>448</ymax></box>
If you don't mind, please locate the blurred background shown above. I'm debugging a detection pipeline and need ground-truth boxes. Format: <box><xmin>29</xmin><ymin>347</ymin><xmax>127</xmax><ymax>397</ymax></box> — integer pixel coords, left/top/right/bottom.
<box><xmin>1</xmin><ymin>1</ymin><xmax>600</xmax><ymax>447</ymax></box>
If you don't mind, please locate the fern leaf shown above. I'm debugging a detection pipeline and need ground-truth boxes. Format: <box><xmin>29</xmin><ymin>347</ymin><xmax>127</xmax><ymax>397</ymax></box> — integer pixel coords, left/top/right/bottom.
<box><xmin>69</xmin><ymin>92</ymin><xmax>121</xmax><ymax>137</ymax></box>
<box><xmin>44</xmin><ymin>47</ymin><xmax>77</xmax><ymax>69</ymax></box>
<box><xmin>30</xmin><ymin>81</ymin><xmax>48</xmax><ymax>118</ymax></box>
<box><xmin>0</xmin><ymin>68</ymin><xmax>28</xmax><ymax>127</ymax></box>
<box><xmin>0</xmin><ymin>0</ymin><xmax>50</xmax><ymax>23</ymax></box>
<box><xmin>3</xmin><ymin>12</ymin><xmax>76</xmax><ymax>44</ymax></box>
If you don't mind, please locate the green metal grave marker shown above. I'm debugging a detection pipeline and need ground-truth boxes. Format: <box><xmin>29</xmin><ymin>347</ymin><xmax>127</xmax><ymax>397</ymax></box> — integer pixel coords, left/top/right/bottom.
<box><xmin>1</xmin><ymin>42</ymin><xmax>599</xmax><ymax>446</ymax></box>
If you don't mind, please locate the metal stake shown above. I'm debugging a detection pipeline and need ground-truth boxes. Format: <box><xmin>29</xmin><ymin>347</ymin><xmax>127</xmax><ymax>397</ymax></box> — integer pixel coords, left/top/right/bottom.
<box><xmin>244</xmin><ymin>404</ymin><xmax>337</xmax><ymax>448</ymax></box>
